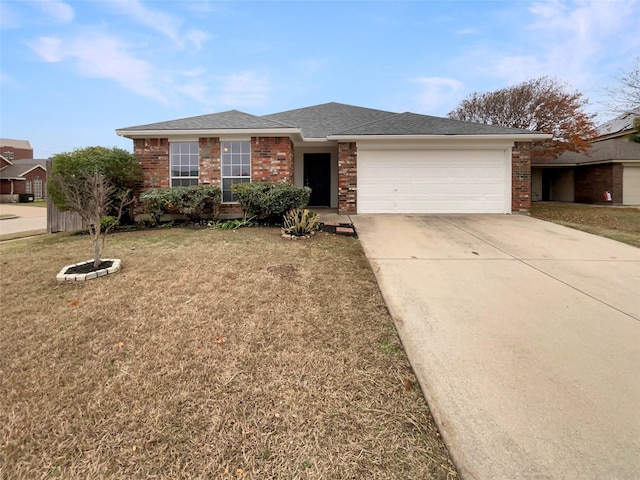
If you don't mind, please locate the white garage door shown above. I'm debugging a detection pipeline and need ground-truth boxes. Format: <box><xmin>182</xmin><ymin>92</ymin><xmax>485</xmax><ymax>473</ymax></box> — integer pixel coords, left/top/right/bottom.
<box><xmin>623</xmin><ymin>165</ymin><xmax>640</xmax><ymax>205</ymax></box>
<box><xmin>357</xmin><ymin>149</ymin><xmax>510</xmax><ymax>213</ymax></box>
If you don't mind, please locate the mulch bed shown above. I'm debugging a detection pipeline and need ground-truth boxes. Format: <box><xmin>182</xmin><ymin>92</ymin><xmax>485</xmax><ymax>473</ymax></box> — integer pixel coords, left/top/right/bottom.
<box><xmin>64</xmin><ymin>260</ymin><xmax>113</xmax><ymax>275</ymax></box>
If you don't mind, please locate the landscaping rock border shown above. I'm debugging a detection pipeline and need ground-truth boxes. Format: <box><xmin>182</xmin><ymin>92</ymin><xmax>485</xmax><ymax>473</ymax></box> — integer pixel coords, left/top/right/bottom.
<box><xmin>56</xmin><ymin>259</ymin><xmax>121</xmax><ymax>282</ymax></box>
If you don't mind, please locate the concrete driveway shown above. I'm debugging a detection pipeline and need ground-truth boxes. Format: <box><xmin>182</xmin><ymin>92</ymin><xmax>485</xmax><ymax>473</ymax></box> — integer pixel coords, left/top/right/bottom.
<box><xmin>0</xmin><ymin>204</ymin><xmax>47</xmax><ymax>236</ymax></box>
<box><xmin>351</xmin><ymin>214</ymin><xmax>640</xmax><ymax>480</ymax></box>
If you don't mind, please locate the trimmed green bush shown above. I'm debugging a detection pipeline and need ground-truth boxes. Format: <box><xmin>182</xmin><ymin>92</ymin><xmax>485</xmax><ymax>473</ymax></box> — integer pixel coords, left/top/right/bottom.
<box><xmin>232</xmin><ymin>182</ymin><xmax>311</xmax><ymax>223</ymax></box>
<box><xmin>139</xmin><ymin>185</ymin><xmax>221</xmax><ymax>224</ymax></box>
<box><xmin>139</xmin><ymin>189</ymin><xmax>170</xmax><ymax>225</ymax></box>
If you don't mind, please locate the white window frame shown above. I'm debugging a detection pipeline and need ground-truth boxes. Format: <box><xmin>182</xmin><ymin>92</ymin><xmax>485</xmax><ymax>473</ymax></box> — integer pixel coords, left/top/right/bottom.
<box><xmin>170</xmin><ymin>142</ymin><xmax>199</xmax><ymax>187</ymax></box>
<box><xmin>33</xmin><ymin>178</ymin><xmax>43</xmax><ymax>199</ymax></box>
<box><xmin>221</xmin><ymin>141</ymin><xmax>251</xmax><ymax>203</ymax></box>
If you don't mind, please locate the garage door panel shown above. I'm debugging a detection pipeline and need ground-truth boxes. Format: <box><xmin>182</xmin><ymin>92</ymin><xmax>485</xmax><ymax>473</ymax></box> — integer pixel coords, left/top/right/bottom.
<box><xmin>623</xmin><ymin>166</ymin><xmax>640</xmax><ymax>205</ymax></box>
<box><xmin>357</xmin><ymin>149</ymin><xmax>509</xmax><ymax>214</ymax></box>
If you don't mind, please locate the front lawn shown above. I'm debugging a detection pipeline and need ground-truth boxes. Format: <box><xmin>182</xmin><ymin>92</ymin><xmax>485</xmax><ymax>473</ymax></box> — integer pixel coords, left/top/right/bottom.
<box><xmin>0</xmin><ymin>227</ymin><xmax>458</xmax><ymax>479</ymax></box>
<box><xmin>530</xmin><ymin>203</ymin><xmax>640</xmax><ymax>248</ymax></box>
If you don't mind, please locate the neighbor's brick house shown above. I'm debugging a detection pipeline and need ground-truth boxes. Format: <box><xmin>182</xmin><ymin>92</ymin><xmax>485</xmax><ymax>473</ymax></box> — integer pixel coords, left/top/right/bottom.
<box><xmin>117</xmin><ymin>103</ymin><xmax>548</xmax><ymax>216</ymax></box>
<box><xmin>531</xmin><ymin>107</ymin><xmax>640</xmax><ymax>205</ymax></box>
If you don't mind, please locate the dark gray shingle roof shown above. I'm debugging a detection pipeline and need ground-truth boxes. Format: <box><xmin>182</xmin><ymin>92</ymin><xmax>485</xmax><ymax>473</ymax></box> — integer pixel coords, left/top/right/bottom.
<box><xmin>120</xmin><ymin>110</ymin><xmax>293</xmax><ymax>131</ymax></box>
<box><xmin>334</xmin><ymin>112</ymin><xmax>544</xmax><ymax>136</ymax></box>
<box><xmin>262</xmin><ymin>102</ymin><xmax>397</xmax><ymax>138</ymax></box>
<box><xmin>0</xmin><ymin>159</ymin><xmax>47</xmax><ymax>179</ymax></box>
<box><xmin>118</xmin><ymin>102</ymin><xmax>547</xmax><ymax>139</ymax></box>
<box><xmin>542</xmin><ymin>137</ymin><xmax>640</xmax><ymax>165</ymax></box>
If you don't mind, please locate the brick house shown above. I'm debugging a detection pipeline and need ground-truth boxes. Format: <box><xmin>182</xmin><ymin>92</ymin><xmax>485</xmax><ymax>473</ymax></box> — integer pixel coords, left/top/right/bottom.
<box><xmin>532</xmin><ymin>107</ymin><xmax>640</xmax><ymax>205</ymax></box>
<box><xmin>0</xmin><ymin>138</ymin><xmax>34</xmax><ymax>162</ymax></box>
<box><xmin>116</xmin><ymin>103</ymin><xmax>549</xmax><ymax>216</ymax></box>
<box><xmin>0</xmin><ymin>156</ymin><xmax>48</xmax><ymax>203</ymax></box>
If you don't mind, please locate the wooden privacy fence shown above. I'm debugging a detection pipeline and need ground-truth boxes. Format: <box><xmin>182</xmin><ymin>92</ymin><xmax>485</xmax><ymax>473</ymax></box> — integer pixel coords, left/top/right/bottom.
<box><xmin>46</xmin><ymin>159</ymin><xmax>86</xmax><ymax>233</ymax></box>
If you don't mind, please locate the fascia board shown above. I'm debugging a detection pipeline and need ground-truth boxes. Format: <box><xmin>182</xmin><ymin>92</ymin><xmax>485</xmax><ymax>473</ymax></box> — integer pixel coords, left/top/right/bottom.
<box><xmin>116</xmin><ymin>128</ymin><xmax>302</xmax><ymax>138</ymax></box>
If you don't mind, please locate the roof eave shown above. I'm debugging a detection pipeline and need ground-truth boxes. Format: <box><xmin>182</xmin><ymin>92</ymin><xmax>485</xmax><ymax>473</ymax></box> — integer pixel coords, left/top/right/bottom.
<box><xmin>116</xmin><ymin>127</ymin><xmax>302</xmax><ymax>139</ymax></box>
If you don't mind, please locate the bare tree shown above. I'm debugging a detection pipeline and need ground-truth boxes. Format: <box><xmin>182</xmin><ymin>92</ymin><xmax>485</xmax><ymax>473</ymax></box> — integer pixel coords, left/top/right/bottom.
<box><xmin>605</xmin><ymin>58</ymin><xmax>640</xmax><ymax>113</ymax></box>
<box><xmin>449</xmin><ymin>77</ymin><xmax>598</xmax><ymax>159</ymax></box>
<box><xmin>50</xmin><ymin>170</ymin><xmax>133</xmax><ymax>268</ymax></box>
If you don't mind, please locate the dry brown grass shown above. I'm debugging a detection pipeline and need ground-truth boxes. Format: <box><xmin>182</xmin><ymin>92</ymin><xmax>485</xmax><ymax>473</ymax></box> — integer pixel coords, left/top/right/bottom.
<box><xmin>0</xmin><ymin>227</ymin><xmax>458</xmax><ymax>479</ymax></box>
<box><xmin>530</xmin><ymin>203</ymin><xmax>640</xmax><ymax>248</ymax></box>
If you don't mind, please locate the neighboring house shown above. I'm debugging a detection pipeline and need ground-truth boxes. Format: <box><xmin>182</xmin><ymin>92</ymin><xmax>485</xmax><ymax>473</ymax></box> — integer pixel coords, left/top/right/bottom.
<box><xmin>0</xmin><ymin>157</ymin><xmax>48</xmax><ymax>203</ymax></box>
<box><xmin>116</xmin><ymin>102</ymin><xmax>548</xmax><ymax>216</ymax></box>
<box><xmin>0</xmin><ymin>138</ymin><xmax>34</xmax><ymax>162</ymax></box>
<box><xmin>532</xmin><ymin>107</ymin><xmax>640</xmax><ymax>205</ymax></box>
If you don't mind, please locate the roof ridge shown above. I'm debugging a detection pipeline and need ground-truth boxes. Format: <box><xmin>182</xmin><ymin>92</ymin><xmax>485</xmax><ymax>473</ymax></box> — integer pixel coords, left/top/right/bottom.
<box><xmin>333</xmin><ymin>111</ymin><xmax>403</xmax><ymax>135</ymax></box>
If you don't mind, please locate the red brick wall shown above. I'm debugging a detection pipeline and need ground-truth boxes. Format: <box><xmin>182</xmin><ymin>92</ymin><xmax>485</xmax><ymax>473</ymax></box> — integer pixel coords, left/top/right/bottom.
<box><xmin>1</xmin><ymin>146</ymin><xmax>33</xmax><ymax>160</ymax></box>
<box><xmin>512</xmin><ymin>142</ymin><xmax>532</xmax><ymax>213</ymax></box>
<box><xmin>575</xmin><ymin>163</ymin><xmax>622</xmax><ymax>204</ymax></box>
<box><xmin>251</xmin><ymin>137</ymin><xmax>294</xmax><ymax>183</ymax></box>
<box><xmin>199</xmin><ymin>137</ymin><xmax>220</xmax><ymax>186</ymax></box>
<box><xmin>338</xmin><ymin>142</ymin><xmax>357</xmax><ymax>214</ymax></box>
<box><xmin>0</xmin><ymin>180</ymin><xmax>25</xmax><ymax>194</ymax></box>
<box><xmin>133</xmin><ymin>138</ymin><xmax>169</xmax><ymax>192</ymax></box>
<box><xmin>133</xmin><ymin>137</ymin><xmax>296</xmax><ymax>218</ymax></box>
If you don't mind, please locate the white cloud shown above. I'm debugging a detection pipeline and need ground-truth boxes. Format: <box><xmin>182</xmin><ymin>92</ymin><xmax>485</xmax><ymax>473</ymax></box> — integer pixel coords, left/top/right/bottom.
<box><xmin>186</xmin><ymin>30</ymin><xmax>212</xmax><ymax>51</ymax></box>
<box><xmin>110</xmin><ymin>0</ymin><xmax>183</xmax><ymax>44</ymax></box>
<box><xmin>109</xmin><ymin>0</ymin><xmax>211</xmax><ymax>50</ymax></box>
<box><xmin>489</xmin><ymin>1</ymin><xmax>639</xmax><ymax>89</ymax></box>
<box><xmin>215</xmin><ymin>72</ymin><xmax>269</xmax><ymax>108</ymax></box>
<box><xmin>30</xmin><ymin>32</ymin><xmax>167</xmax><ymax>103</ymax></box>
<box><xmin>411</xmin><ymin>77</ymin><xmax>465</xmax><ymax>114</ymax></box>
<box><xmin>38</xmin><ymin>0</ymin><xmax>74</xmax><ymax>24</ymax></box>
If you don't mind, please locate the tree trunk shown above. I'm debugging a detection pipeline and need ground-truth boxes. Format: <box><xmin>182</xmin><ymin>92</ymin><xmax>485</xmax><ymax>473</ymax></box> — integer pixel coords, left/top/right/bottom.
<box><xmin>91</xmin><ymin>226</ymin><xmax>102</xmax><ymax>269</ymax></box>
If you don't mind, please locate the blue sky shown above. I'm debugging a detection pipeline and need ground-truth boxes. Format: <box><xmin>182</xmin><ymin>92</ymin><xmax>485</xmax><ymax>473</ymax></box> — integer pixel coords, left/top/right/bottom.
<box><xmin>1</xmin><ymin>0</ymin><xmax>638</xmax><ymax>158</ymax></box>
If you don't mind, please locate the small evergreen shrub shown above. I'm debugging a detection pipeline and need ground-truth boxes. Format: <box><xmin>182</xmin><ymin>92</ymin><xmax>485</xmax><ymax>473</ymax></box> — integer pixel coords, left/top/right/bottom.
<box><xmin>139</xmin><ymin>185</ymin><xmax>221</xmax><ymax>225</ymax></box>
<box><xmin>232</xmin><ymin>182</ymin><xmax>311</xmax><ymax>223</ymax></box>
<box><xmin>140</xmin><ymin>188</ymin><xmax>170</xmax><ymax>225</ymax></box>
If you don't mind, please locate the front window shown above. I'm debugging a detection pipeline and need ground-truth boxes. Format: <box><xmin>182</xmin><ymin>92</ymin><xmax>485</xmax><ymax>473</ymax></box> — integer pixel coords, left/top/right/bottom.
<box><xmin>170</xmin><ymin>142</ymin><xmax>199</xmax><ymax>187</ymax></box>
<box><xmin>221</xmin><ymin>141</ymin><xmax>251</xmax><ymax>202</ymax></box>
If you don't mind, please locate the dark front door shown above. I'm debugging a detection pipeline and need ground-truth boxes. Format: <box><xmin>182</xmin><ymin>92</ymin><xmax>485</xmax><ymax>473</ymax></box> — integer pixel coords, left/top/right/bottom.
<box><xmin>304</xmin><ymin>153</ymin><xmax>331</xmax><ymax>207</ymax></box>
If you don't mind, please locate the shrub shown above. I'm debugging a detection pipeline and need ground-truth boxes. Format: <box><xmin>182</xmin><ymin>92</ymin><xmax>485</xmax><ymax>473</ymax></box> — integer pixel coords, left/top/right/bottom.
<box><xmin>48</xmin><ymin>146</ymin><xmax>141</xmax><ymax>214</ymax></box>
<box><xmin>232</xmin><ymin>182</ymin><xmax>311</xmax><ymax>223</ymax></box>
<box><xmin>282</xmin><ymin>208</ymin><xmax>319</xmax><ymax>237</ymax></box>
<box><xmin>139</xmin><ymin>189</ymin><xmax>170</xmax><ymax>225</ymax></box>
<box><xmin>100</xmin><ymin>215</ymin><xmax>118</xmax><ymax>230</ymax></box>
<box><xmin>170</xmin><ymin>185</ymin><xmax>221</xmax><ymax>222</ymax></box>
<box><xmin>139</xmin><ymin>185</ymin><xmax>221</xmax><ymax>225</ymax></box>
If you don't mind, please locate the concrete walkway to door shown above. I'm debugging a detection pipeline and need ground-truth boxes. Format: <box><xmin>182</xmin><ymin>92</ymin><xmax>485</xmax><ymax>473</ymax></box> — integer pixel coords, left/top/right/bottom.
<box><xmin>351</xmin><ymin>214</ymin><xmax>640</xmax><ymax>480</ymax></box>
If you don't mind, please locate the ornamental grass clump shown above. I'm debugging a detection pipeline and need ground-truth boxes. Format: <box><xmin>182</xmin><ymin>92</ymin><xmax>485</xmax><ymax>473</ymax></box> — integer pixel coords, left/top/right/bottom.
<box><xmin>282</xmin><ymin>208</ymin><xmax>319</xmax><ymax>238</ymax></box>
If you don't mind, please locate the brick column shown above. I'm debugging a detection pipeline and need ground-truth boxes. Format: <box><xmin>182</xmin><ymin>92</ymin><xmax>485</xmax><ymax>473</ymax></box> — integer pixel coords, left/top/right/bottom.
<box><xmin>199</xmin><ymin>137</ymin><xmax>221</xmax><ymax>186</ymax></box>
<box><xmin>133</xmin><ymin>138</ymin><xmax>170</xmax><ymax>191</ymax></box>
<box><xmin>512</xmin><ymin>142</ymin><xmax>531</xmax><ymax>213</ymax></box>
<box><xmin>338</xmin><ymin>142</ymin><xmax>357</xmax><ymax>214</ymax></box>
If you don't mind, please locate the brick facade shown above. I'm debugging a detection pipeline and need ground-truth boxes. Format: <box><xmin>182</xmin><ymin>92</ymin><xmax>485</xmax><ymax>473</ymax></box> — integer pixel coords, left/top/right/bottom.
<box><xmin>511</xmin><ymin>142</ymin><xmax>532</xmax><ymax>213</ymax></box>
<box><xmin>251</xmin><ymin>137</ymin><xmax>294</xmax><ymax>183</ymax></box>
<box><xmin>575</xmin><ymin>163</ymin><xmax>623</xmax><ymax>204</ymax></box>
<box><xmin>1</xmin><ymin>146</ymin><xmax>33</xmax><ymax>161</ymax></box>
<box><xmin>133</xmin><ymin>138</ymin><xmax>170</xmax><ymax>192</ymax></box>
<box><xmin>134</xmin><ymin>136</ymin><xmax>295</xmax><ymax>217</ymax></box>
<box><xmin>337</xmin><ymin>142</ymin><xmax>357</xmax><ymax>214</ymax></box>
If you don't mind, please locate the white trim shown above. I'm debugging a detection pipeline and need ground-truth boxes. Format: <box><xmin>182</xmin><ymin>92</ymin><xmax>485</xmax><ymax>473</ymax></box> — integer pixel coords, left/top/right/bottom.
<box><xmin>117</xmin><ymin>128</ymin><xmax>301</xmax><ymax>138</ymax></box>
<box><xmin>18</xmin><ymin>165</ymin><xmax>47</xmax><ymax>177</ymax></box>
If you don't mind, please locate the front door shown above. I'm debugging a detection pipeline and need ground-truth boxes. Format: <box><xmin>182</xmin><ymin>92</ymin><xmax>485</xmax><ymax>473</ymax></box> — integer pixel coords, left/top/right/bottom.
<box><xmin>304</xmin><ymin>153</ymin><xmax>331</xmax><ymax>207</ymax></box>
